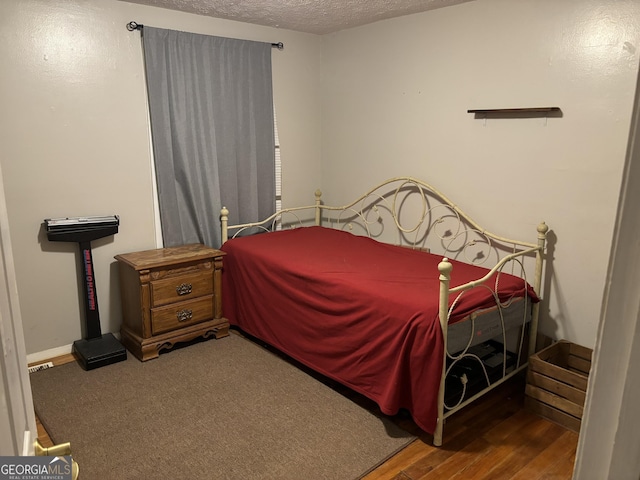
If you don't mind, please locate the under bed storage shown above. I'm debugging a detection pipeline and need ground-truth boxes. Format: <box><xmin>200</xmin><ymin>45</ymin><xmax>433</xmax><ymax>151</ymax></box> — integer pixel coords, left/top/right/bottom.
<box><xmin>445</xmin><ymin>339</ymin><xmax>519</xmax><ymax>409</ymax></box>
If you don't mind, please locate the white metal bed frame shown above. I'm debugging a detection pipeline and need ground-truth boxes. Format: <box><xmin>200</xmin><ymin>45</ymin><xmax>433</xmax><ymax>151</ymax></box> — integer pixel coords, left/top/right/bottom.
<box><xmin>220</xmin><ymin>176</ymin><xmax>548</xmax><ymax>446</ymax></box>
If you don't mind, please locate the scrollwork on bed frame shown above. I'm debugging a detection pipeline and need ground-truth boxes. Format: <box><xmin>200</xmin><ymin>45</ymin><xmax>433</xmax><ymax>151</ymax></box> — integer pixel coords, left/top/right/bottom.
<box><xmin>220</xmin><ymin>176</ymin><xmax>548</xmax><ymax>447</ymax></box>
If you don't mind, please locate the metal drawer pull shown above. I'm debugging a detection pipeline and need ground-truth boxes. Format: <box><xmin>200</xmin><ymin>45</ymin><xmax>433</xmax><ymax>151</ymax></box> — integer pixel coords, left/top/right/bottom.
<box><xmin>176</xmin><ymin>309</ymin><xmax>193</xmax><ymax>322</ymax></box>
<box><xmin>176</xmin><ymin>283</ymin><xmax>193</xmax><ymax>296</ymax></box>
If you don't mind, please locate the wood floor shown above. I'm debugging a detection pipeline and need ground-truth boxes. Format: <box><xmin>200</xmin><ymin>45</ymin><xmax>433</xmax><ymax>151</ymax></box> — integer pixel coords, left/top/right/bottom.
<box><xmin>32</xmin><ymin>352</ymin><xmax>578</xmax><ymax>480</ymax></box>
<box><xmin>363</xmin><ymin>376</ymin><xmax>578</xmax><ymax>480</ymax></box>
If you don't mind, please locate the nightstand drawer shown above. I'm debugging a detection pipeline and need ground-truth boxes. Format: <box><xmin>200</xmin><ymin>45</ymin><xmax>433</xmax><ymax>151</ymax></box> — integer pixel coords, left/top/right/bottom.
<box><xmin>151</xmin><ymin>296</ymin><xmax>214</xmax><ymax>335</ymax></box>
<box><xmin>150</xmin><ymin>270</ymin><xmax>213</xmax><ymax>307</ymax></box>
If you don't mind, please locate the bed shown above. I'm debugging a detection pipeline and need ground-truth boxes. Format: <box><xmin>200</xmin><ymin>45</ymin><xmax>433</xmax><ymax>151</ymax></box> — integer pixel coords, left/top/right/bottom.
<box><xmin>219</xmin><ymin>177</ymin><xmax>548</xmax><ymax>446</ymax></box>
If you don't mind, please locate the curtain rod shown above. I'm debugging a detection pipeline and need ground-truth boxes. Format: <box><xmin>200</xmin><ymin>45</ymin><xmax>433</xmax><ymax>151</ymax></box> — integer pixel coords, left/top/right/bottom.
<box><xmin>126</xmin><ymin>21</ymin><xmax>284</xmax><ymax>50</ymax></box>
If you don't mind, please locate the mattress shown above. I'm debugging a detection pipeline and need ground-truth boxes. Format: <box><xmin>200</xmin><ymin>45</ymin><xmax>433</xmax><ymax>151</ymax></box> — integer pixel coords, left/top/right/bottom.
<box><xmin>447</xmin><ymin>299</ymin><xmax>530</xmax><ymax>355</ymax></box>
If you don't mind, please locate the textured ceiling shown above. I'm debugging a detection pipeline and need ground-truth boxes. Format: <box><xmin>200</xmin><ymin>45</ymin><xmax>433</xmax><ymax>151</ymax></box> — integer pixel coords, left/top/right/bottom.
<box><xmin>120</xmin><ymin>0</ymin><xmax>474</xmax><ymax>35</ymax></box>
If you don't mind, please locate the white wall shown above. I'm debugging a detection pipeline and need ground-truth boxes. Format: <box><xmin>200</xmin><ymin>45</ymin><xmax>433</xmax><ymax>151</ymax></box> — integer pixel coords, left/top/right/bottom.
<box><xmin>0</xmin><ymin>0</ymin><xmax>322</xmax><ymax>355</ymax></box>
<box><xmin>3</xmin><ymin>0</ymin><xmax>639</xmax><ymax>356</ymax></box>
<box><xmin>320</xmin><ymin>0</ymin><xmax>640</xmax><ymax>348</ymax></box>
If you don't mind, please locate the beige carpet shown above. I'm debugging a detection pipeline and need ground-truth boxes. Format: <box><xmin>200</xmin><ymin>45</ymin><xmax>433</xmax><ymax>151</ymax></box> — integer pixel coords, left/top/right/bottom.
<box><xmin>30</xmin><ymin>332</ymin><xmax>415</xmax><ymax>480</ymax></box>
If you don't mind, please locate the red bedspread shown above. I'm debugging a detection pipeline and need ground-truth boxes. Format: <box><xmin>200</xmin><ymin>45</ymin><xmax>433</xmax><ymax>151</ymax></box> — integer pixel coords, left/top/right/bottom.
<box><xmin>221</xmin><ymin>226</ymin><xmax>537</xmax><ymax>434</ymax></box>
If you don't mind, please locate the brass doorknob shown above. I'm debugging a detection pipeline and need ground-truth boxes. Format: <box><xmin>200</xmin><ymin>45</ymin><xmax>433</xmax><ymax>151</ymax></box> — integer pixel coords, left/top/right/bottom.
<box><xmin>34</xmin><ymin>439</ymin><xmax>79</xmax><ymax>480</ymax></box>
<box><xmin>34</xmin><ymin>438</ymin><xmax>71</xmax><ymax>457</ymax></box>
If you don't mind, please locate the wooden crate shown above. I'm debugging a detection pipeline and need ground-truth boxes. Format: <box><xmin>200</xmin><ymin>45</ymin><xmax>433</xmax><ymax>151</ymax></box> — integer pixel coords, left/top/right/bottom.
<box><xmin>525</xmin><ymin>340</ymin><xmax>593</xmax><ymax>432</ymax></box>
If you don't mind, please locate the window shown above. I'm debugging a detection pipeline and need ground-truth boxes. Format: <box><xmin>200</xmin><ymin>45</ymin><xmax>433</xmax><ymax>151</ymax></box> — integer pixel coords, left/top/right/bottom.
<box><xmin>274</xmin><ymin>110</ymin><xmax>282</xmax><ymax>229</ymax></box>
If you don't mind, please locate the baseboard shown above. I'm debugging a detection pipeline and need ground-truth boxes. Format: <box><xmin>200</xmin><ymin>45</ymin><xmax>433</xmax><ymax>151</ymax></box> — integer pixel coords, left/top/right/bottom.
<box><xmin>27</xmin><ymin>344</ymin><xmax>73</xmax><ymax>365</ymax></box>
<box><xmin>27</xmin><ymin>332</ymin><xmax>121</xmax><ymax>365</ymax></box>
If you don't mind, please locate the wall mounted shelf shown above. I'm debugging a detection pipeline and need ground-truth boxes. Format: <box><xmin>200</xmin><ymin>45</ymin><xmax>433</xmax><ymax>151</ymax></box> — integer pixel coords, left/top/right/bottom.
<box><xmin>468</xmin><ymin>107</ymin><xmax>562</xmax><ymax>118</ymax></box>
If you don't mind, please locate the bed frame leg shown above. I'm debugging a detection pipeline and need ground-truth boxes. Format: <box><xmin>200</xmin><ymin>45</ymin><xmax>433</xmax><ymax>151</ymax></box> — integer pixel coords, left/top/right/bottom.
<box><xmin>433</xmin><ymin>422</ymin><xmax>443</xmax><ymax>447</ymax></box>
<box><xmin>435</xmin><ymin>258</ymin><xmax>452</xmax><ymax>447</ymax></box>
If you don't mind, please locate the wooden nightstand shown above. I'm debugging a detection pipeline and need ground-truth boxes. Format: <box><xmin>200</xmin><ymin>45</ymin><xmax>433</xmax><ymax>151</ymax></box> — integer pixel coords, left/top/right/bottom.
<box><xmin>115</xmin><ymin>244</ymin><xmax>229</xmax><ymax>361</ymax></box>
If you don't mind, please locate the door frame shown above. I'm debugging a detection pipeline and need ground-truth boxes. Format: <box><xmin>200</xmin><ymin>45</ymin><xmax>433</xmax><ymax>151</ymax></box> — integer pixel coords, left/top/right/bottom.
<box><xmin>0</xmin><ymin>159</ymin><xmax>37</xmax><ymax>456</ymax></box>
<box><xmin>573</xmin><ymin>55</ymin><xmax>640</xmax><ymax>479</ymax></box>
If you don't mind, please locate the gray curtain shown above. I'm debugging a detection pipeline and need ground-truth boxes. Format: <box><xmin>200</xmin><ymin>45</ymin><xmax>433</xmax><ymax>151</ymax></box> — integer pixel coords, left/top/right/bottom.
<box><xmin>142</xmin><ymin>27</ymin><xmax>275</xmax><ymax>248</ymax></box>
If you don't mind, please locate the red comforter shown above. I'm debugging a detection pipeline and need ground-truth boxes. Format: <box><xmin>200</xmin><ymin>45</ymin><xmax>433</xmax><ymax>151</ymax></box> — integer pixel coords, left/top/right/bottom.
<box><xmin>221</xmin><ymin>226</ymin><xmax>537</xmax><ymax>434</ymax></box>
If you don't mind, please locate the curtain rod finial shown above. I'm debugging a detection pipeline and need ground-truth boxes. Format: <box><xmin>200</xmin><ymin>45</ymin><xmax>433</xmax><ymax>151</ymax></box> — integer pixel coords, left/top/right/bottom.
<box><xmin>127</xmin><ymin>21</ymin><xmax>143</xmax><ymax>31</ymax></box>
